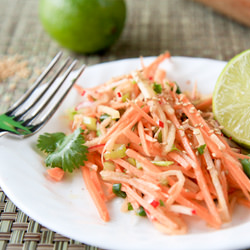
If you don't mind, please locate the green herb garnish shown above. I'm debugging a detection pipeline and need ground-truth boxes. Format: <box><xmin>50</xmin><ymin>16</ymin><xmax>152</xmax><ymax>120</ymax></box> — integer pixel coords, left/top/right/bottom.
<box><xmin>100</xmin><ymin>113</ymin><xmax>110</xmax><ymax>122</ymax></box>
<box><xmin>159</xmin><ymin>199</ymin><xmax>165</xmax><ymax>207</ymax></box>
<box><xmin>128</xmin><ymin>202</ymin><xmax>133</xmax><ymax>210</ymax></box>
<box><xmin>197</xmin><ymin>144</ymin><xmax>206</xmax><ymax>155</ymax></box>
<box><xmin>175</xmin><ymin>82</ymin><xmax>181</xmax><ymax>94</ymax></box>
<box><xmin>153</xmin><ymin>83</ymin><xmax>162</xmax><ymax>94</ymax></box>
<box><xmin>240</xmin><ymin>158</ymin><xmax>250</xmax><ymax>178</ymax></box>
<box><xmin>137</xmin><ymin>206</ymin><xmax>146</xmax><ymax>216</ymax></box>
<box><xmin>37</xmin><ymin>128</ymin><xmax>88</xmax><ymax>172</ymax></box>
<box><xmin>112</xmin><ymin>183</ymin><xmax>127</xmax><ymax>198</ymax></box>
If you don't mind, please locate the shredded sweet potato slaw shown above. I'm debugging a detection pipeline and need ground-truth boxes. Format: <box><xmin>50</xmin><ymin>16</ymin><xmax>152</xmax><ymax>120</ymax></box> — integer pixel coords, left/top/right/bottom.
<box><xmin>69</xmin><ymin>52</ymin><xmax>250</xmax><ymax>234</ymax></box>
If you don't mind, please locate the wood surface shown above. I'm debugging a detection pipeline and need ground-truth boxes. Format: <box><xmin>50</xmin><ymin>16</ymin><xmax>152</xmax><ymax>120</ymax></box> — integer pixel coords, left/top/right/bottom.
<box><xmin>194</xmin><ymin>0</ymin><xmax>250</xmax><ymax>26</ymax></box>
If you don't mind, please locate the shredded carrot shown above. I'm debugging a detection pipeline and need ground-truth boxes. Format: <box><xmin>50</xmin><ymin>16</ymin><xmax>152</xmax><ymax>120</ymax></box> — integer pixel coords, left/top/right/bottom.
<box><xmin>81</xmin><ymin>167</ymin><xmax>110</xmax><ymax>222</ymax></box>
<box><xmin>195</xmin><ymin>96</ymin><xmax>212</xmax><ymax>111</ymax></box>
<box><xmin>61</xmin><ymin>53</ymin><xmax>250</xmax><ymax>235</ymax></box>
<box><xmin>47</xmin><ymin>167</ymin><xmax>64</xmax><ymax>182</ymax></box>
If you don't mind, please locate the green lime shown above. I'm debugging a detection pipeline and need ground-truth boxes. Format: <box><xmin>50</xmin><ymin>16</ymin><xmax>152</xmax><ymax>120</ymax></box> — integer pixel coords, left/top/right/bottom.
<box><xmin>39</xmin><ymin>0</ymin><xmax>126</xmax><ymax>54</ymax></box>
<box><xmin>213</xmin><ymin>49</ymin><xmax>250</xmax><ymax>148</ymax></box>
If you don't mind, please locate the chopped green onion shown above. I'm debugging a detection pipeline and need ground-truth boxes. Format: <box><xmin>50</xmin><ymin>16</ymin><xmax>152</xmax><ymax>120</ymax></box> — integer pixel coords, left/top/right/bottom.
<box><xmin>127</xmin><ymin>157</ymin><xmax>136</xmax><ymax>166</ymax></box>
<box><xmin>153</xmin><ymin>83</ymin><xmax>162</xmax><ymax>94</ymax></box>
<box><xmin>159</xmin><ymin>199</ymin><xmax>165</xmax><ymax>207</ymax></box>
<box><xmin>171</xmin><ymin>144</ymin><xmax>179</xmax><ymax>152</ymax></box>
<box><xmin>197</xmin><ymin>144</ymin><xmax>206</xmax><ymax>155</ymax></box>
<box><xmin>151</xmin><ymin>160</ymin><xmax>174</xmax><ymax>166</ymax></box>
<box><xmin>239</xmin><ymin>158</ymin><xmax>250</xmax><ymax>178</ymax></box>
<box><xmin>83</xmin><ymin>116</ymin><xmax>97</xmax><ymax>131</ymax></box>
<box><xmin>175</xmin><ymin>82</ymin><xmax>181</xmax><ymax>94</ymax></box>
<box><xmin>96</xmin><ymin>129</ymin><xmax>102</xmax><ymax>137</ymax></box>
<box><xmin>122</xmin><ymin>93</ymin><xmax>130</xmax><ymax>102</ymax></box>
<box><xmin>100</xmin><ymin>113</ymin><xmax>110</xmax><ymax>122</ymax></box>
<box><xmin>103</xmin><ymin>161</ymin><xmax>115</xmax><ymax>171</ymax></box>
<box><xmin>137</xmin><ymin>206</ymin><xmax>146</xmax><ymax>216</ymax></box>
<box><xmin>157</xmin><ymin>130</ymin><xmax>162</xmax><ymax>143</ymax></box>
<box><xmin>104</xmin><ymin>144</ymin><xmax>127</xmax><ymax>160</ymax></box>
<box><xmin>127</xmin><ymin>202</ymin><xmax>133</xmax><ymax>210</ymax></box>
<box><xmin>112</xmin><ymin>183</ymin><xmax>127</xmax><ymax>198</ymax></box>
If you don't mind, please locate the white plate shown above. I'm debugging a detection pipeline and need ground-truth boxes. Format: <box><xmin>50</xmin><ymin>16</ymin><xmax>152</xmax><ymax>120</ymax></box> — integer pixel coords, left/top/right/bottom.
<box><xmin>0</xmin><ymin>56</ymin><xmax>250</xmax><ymax>250</ymax></box>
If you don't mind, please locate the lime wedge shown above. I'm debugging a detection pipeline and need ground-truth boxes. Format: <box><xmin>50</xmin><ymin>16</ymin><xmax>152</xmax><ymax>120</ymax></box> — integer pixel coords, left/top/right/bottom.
<box><xmin>213</xmin><ymin>50</ymin><xmax>250</xmax><ymax>148</ymax></box>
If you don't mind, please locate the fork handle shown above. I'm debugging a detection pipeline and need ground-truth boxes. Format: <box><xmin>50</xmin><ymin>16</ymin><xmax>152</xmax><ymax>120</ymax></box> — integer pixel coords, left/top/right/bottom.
<box><xmin>0</xmin><ymin>131</ymin><xmax>8</xmax><ymax>137</ymax></box>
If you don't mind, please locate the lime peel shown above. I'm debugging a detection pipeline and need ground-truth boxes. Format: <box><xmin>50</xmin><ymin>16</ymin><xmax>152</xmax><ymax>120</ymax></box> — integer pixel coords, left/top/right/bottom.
<box><xmin>213</xmin><ymin>49</ymin><xmax>250</xmax><ymax>148</ymax></box>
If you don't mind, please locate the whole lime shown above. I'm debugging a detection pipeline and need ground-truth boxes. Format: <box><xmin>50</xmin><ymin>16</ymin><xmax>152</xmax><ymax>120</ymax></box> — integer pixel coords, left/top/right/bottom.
<box><xmin>39</xmin><ymin>0</ymin><xmax>126</xmax><ymax>54</ymax></box>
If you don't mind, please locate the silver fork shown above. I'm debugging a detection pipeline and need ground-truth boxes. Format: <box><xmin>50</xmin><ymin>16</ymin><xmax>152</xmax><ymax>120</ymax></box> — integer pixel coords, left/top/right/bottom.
<box><xmin>0</xmin><ymin>52</ymin><xmax>85</xmax><ymax>138</ymax></box>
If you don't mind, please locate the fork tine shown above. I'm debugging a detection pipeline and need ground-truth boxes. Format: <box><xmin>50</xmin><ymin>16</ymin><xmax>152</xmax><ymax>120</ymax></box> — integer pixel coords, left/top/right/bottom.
<box><xmin>6</xmin><ymin>51</ymin><xmax>62</xmax><ymax>115</ymax></box>
<box><xmin>23</xmin><ymin>60</ymin><xmax>83</xmax><ymax>126</ymax></box>
<box><xmin>14</xmin><ymin>57</ymin><xmax>71</xmax><ymax>121</ymax></box>
<box><xmin>32</xmin><ymin>64</ymin><xmax>86</xmax><ymax>131</ymax></box>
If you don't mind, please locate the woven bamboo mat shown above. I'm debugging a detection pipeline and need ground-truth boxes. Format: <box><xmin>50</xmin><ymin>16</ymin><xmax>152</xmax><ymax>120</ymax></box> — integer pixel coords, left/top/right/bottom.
<box><xmin>1</xmin><ymin>0</ymin><xmax>250</xmax><ymax>249</ymax></box>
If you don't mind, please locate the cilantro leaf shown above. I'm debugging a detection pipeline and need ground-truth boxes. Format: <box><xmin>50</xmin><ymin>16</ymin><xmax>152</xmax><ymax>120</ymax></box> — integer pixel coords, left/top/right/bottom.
<box><xmin>153</xmin><ymin>83</ymin><xmax>162</xmax><ymax>94</ymax></box>
<box><xmin>37</xmin><ymin>132</ymin><xmax>66</xmax><ymax>153</ymax></box>
<box><xmin>37</xmin><ymin>128</ymin><xmax>88</xmax><ymax>172</ymax></box>
<box><xmin>197</xmin><ymin>144</ymin><xmax>206</xmax><ymax>155</ymax></box>
<box><xmin>239</xmin><ymin>158</ymin><xmax>250</xmax><ymax>178</ymax></box>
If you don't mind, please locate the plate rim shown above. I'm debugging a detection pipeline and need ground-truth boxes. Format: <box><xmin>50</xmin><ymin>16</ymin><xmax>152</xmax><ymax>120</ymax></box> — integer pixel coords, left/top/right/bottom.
<box><xmin>2</xmin><ymin>55</ymin><xmax>250</xmax><ymax>250</ymax></box>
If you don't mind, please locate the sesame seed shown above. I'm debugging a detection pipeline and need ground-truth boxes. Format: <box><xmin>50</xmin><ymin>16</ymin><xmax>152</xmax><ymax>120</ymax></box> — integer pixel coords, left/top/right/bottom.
<box><xmin>193</xmin><ymin>130</ymin><xmax>200</xmax><ymax>135</ymax></box>
<box><xmin>180</xmin><ymin>130</ymin><xmax>185</xmax><ymax>137</ymax></box>
<box><xmin>212</xmin><ymin>153</ymin><xmax>216</xmax><ymax>157</ymax></box>
<box><xmin>182</xmin><ymin>119</ymin><xmax>189</xmax><ymax>125</ymax></box>
<box><xmin>178</xmin><ymin>126</ymin><xmax>184</xmax><ymax>130</ymax></box>
<box><xmin>207</xmin><ymin>165</ymin><xmax>212</xmax><ymax>170</ymax></box>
